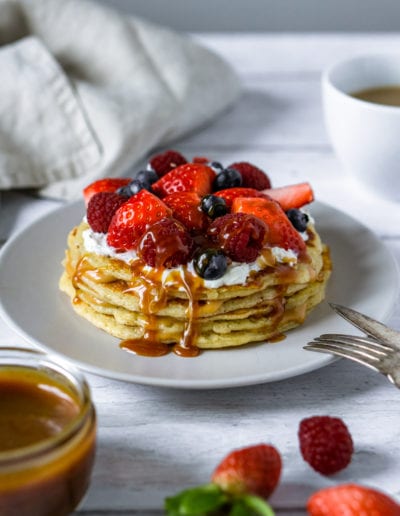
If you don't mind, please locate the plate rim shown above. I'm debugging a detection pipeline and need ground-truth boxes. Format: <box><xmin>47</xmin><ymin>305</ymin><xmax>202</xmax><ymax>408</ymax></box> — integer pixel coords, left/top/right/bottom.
<box><xmin>0</xmin><ymin>200</ymin><xmax>398</xmax><ymax>389</ymax></box>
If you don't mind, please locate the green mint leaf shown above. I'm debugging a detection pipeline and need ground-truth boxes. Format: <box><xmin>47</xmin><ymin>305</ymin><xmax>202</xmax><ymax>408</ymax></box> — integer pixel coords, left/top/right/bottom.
<box><xmin>235</xmin><ymin>494</ymin><xmax>275</xmax><ymax>516</ymax></box>
<box><xmin>165</xmin><ymin>483</ymin><xmax>228</xmax><ymax>515</ymax></box>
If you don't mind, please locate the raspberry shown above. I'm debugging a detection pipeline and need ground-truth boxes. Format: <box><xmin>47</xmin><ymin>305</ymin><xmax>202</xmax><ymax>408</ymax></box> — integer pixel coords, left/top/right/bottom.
<box><xmin>149</xmin><ymin>150</ymin><xmax>187</xmax><ymax>177</ymax></box>
<box><xmin>207</xmin><ymin>213</ymin><xmax>267</xmax><ymax>263</ymax></box>
<box><xmin>86</xmin><ymin>192</ymin><xmax>127</xmax><ymax>233</ymax></box>
<box><xmin>298</xmin><ymin>416</ymin><xmax>354</xmax><ymax>475</ymax></box>
<box><xmin>229</xmin><ymin>162</ymin><xmax>271</xmax><ymax>190</ymax></box>
<box><xmin>138</xmin><ymin>218</ymin><xmax>194</xmax><ymax>268</ymax></box>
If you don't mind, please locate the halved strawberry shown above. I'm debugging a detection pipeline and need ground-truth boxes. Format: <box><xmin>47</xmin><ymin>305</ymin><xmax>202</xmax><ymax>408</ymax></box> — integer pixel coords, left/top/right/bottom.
<box><xmin>211</xmin><ymin>444</ymin><xmax>282</xmax><ymax>499</ymax></box>
<box><xmin>163</xmin><ymin>192</ymin><xmax>209</xmax><ymax>234</ymax></box>
<box><xmin>107</xmin><ymin>190</ymin><xmax>172</xmax><ymax>251</ymax></box>
<box><xmin>83</xmin><ymin>178</ymin><xmax>131</xmax><ymax>207</ymax></box>
<box><xmin>232</xmin><ymin>197</ymin><xmax>306</xmax><ymax>254</ymax></box>
<box><xmin>151</xmin><ymin>163</ymin><xmax>216</xmax><ymax>198</ymax></box>
<box><xmin>262</xmin><ymin>182</ymin><xmax>314</xmax><ymax>211</ymax></box>
<box><xmin>215</xmin><ymin>187</ymin><xmax>269</xmax><ymax>209</ymax></box>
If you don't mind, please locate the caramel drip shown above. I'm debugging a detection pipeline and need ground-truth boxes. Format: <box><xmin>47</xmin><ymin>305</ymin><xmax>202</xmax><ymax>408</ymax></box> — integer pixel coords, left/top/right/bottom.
<box><xmin>73</xmin><ymin>256</ymin><xmax>115</xmax><ymax>288</ymax></box>
<box><xmin>119</xmin><ymin>262</ymin><xmax>202</xmax><ymax>358</ymax></box>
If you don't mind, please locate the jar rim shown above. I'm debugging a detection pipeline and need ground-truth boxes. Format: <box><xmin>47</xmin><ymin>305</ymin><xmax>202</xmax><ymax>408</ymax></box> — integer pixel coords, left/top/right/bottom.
<box><xmin>0</xmin><ymin>346</ymin><xmax>94</xmax><ymax>466</ymax></box>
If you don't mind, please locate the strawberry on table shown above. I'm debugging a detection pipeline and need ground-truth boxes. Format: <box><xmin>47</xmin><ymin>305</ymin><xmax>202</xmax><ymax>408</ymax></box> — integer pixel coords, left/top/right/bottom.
<box><xmin>212</xmin><ymin>443</ymin><xmax>282</xmax><ymax>499</ymax></box>
<box><xmin>262</xmin><ymin>182</ymin><xmax>314</xmax><ymax>211</ymax></box>
<box><xmin>83</xmin><ymin>178</ymin><xmax>131</xmax><ymax>207</ymax></box>
<box><xmin>232</xmin><ymin>197</ymin><xmax>306</xmax><ymax>254</ymax></box>
<box><xmin>107</xmin><ymin>190</ymin><xmax>171</xmax><ymax>251</ymax></box>
<box><xmin>307</xmin><ymin>484</ymin><xmax>400</xmax><ymax>516</ymax></box>
<box><xmin>151</xmin><ymin>163</ymin><xmax>216</xmax><ymax>198</ymax></box>
<box><xmin>165</xmin><ymin>443</ymin><xmax>278</xmax><ymax>516</ymax></box>
<box><xmin>163</xmin><ymin>191</ymin><xmax>209</xmax><ymax>234</ymax></box>
<box><xmin>215</xmin><ymin>187</ymin><xmax>269</xmax><ymax>209</ymax></box>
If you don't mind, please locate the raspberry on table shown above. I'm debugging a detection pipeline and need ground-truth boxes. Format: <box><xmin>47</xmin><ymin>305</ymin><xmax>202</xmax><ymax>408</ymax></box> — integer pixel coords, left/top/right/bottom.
<box><xmin>149</xmin><ymin>150</ymin><xmax>187</xmax><ymax>177</ymax></box>
<box><xmin>138</xmin><ymin>218</ymin><xmax>194</xmax><ymax>268</ymax></box>
<box><xmin>207</xmin><ymin>213</ymin><xmax>267</xmax><ymax>263</ymax></box>
<box><xmin>229</xmin><ymin>161</ymin><xmax>271</xmax><ymax>190</ymax></box>
<box><xmin>298</xmin><ymin>416</ymin><xmax>354</xmax><ymax>475</ymax></box>
<box><xmin>86</xmin><ymin>192</ymin><xmax>127</xmax><ymax>233</ymax></box>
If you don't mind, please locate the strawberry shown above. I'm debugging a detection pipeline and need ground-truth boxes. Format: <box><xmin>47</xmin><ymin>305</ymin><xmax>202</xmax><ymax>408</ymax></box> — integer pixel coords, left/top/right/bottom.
<box><xmin>83</xmin><ymin>178</ymin><xmax>131</xmax><ymax>207</ymax></box>
<box><xmin>229</xmin><ymin>161</ymin><xmax>271</xmax><ymax>190</ymax></box>
<box><xmin>149</xmin><ymin>149</ymin><xmax>187</xmax><ymax>177</ymax></box>
<box><xmin>211</xmin><ymin>444</ymin><xmax>281</xmax><ymax>499</ymax></box>
<box><xmin>232</xmin><ymin>197</ymin><xmax>306</xmax><ymax>254</ymax></box>
<box><xmin>307</xmin><ymin>484</ymin><xmax>400</xmax><ymax>516</ymax></box>
<box><xmin>163</xmin><ymin>192</ymin><xmax>209</xmax><ymax>233</ymax></box>
<box><xmin>262</xmin><ymin>182</ymin><xmax>314</xmax><ymax>211</ymax></box>
<box><xmin>151</xmin><ymin>163</ymin><xmax>216</xmax><ymax>198</ymax></box>
<box><xmin>215</xmin><ymin>187</ymin><xmax>269</xmax><ymax>209</ymax></box>
<box><xmin>107</xmin><ymin>190</ymin><xmax>171</xmax><ymax>251</ymax></box>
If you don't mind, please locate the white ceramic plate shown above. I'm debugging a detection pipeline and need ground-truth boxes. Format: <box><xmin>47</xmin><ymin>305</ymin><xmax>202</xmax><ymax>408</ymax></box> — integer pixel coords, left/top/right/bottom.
<box><xmin>0</xmin><ymin>201</ymin><xmax>398</xmax><ymax>389</ymax></box>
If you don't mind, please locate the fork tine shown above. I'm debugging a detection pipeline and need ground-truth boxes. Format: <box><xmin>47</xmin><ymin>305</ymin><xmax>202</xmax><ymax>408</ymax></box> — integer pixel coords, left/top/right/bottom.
<box><xmin>316</xmin><ymin>334</ymin><xmax>391</xmax><ymax>356</ymax></box>
<box><xmin>329</xmin><ymin>303</ymin><xmax>400</xmax><ymax>347</ymax></box>
<box><xmin>304</xmin><ymin>342</ymin><xmax>382</xmax><ymax>373</ymax></box>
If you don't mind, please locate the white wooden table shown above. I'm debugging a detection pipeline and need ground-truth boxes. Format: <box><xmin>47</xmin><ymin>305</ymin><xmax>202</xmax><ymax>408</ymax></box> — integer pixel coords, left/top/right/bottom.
<box><xmin>1</xmin><ymin>33</ymin><xmax>400</xmax><ymax>515</ymax></box>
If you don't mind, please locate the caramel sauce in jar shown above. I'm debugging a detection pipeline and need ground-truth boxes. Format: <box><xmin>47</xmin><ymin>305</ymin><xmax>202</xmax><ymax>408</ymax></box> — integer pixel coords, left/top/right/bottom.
<box><xmin>0</xmin><ymin>348</ymin><xmax>96</xmax><ymax>516</ymax></box>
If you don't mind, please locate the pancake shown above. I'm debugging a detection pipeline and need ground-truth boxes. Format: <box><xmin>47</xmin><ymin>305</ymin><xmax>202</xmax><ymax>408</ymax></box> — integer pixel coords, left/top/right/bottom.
<box><xmin>59</xmin><ymin>218</ymin><xmax>331</xmax><ymax>356</ymax></box>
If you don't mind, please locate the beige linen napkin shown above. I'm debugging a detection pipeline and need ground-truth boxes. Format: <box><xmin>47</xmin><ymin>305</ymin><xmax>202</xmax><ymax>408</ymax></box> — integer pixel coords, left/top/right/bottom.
<box><xmin>0</xmin><ymin>0</ymin><xmax>240</xmax><ymax>200</ymax></box>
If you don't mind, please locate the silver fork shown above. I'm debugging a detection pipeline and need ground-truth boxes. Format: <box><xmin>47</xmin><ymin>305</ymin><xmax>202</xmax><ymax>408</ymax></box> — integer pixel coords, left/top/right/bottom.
<box><xmin>304</xmin><ymin>303</ymin><xmax>400</xmax><ymax>388</ymax></box>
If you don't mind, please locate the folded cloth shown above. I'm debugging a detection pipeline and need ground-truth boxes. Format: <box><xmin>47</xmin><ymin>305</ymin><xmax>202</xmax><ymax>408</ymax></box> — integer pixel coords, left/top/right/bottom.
<box><xmin>0</xmin><ymin>0</ymin><xmax>240</xmax><ymax>200</ymax></box>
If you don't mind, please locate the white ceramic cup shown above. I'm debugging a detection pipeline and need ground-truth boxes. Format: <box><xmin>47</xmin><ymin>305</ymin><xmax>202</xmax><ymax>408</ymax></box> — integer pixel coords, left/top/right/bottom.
<box><xmin>322</xmin><ymin>54</ymin><xmax>400</xmax><ymax>202</ymax></box>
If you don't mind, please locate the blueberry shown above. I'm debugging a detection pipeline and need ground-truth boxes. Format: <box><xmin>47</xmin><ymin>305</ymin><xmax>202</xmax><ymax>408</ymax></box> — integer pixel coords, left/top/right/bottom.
<box><xmin>212</xmin><ymin>168</ymin><xmax>242</xmax><ymax>191</ymax></box>
<box><xmin>193</xmin><ymin>249</ymin><xmax>227</xmax><ymax>280</ymax></box>
<box><xmin>136</xmin><ymin>169</ymin><xmax>158</xmax><ymax>186</ymax></box>
<box><xmin>201</xmin><ymin>195</ymin><xmax>228</xmax><ymax>219</ymax></box>
<box><xmin>117</xmin><ymin>179</ymin><xmax>148</xmax><ymax>198</ymax></box>
<box><xmin>286</xmin><ymin>208</ymin><xmax>309</xmax><ymax>232</ymax></box>
<box><xmin>209</xmin><ymin>161</ymin><xmax>224</xmax><ymax>173</ymax></box>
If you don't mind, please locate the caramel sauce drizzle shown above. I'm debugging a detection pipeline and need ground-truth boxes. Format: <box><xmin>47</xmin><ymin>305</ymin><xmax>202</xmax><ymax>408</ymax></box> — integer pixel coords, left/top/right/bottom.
<box><xmin>72</xmin><ymin>242</ymin><xmax>310</xmax><ymax>358</ymax></box>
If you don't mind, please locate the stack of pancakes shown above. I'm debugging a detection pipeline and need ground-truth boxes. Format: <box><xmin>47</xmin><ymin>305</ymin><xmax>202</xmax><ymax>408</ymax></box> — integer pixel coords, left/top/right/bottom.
<box><xmin>59</xmin><ymin>219</ymin><xmax>331</xmax><ymax>354</ymax></box>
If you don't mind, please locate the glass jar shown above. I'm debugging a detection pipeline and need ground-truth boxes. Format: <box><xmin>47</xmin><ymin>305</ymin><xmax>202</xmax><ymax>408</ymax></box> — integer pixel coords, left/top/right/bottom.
<box><xmin>0</xmin><ymin>347</ymin><xmax>96</xmax><ymax>516</ymax></box>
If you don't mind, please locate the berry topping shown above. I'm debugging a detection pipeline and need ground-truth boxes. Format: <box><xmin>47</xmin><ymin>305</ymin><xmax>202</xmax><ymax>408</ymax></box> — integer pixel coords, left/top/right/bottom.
<box><xmin>163</xmin><ymin>192</ymin><xmax>209</xmax><ymax>234</ymax></box>
<box><xmin>263</xmin><ymin>182</ymin><xmax>314</xmax><ymax>210</ymax></box>
<box><xmin>117</xmin><ymin>178</ymin><xmax>148</xmax><ymax>198</ymax></box>
<box><xmin>286</xmin><ymin>208</ymin><xmax>309</xmax><ymax>232</ymax></box>
<box><xmin>207</xmin><ymin>213</ymin><xmax>267</xmax><ymax>263</ymax></box>
<box><xmin>192</xmin><ymin>156</ymin><xmax>210</xmax><ymax>164</ymax></box>
<box><xmin>298</xmin><ymin>416</ymin><xmax>354</xmax><ymax>475</ymax></box>
<box><xmin>107</xmin><ymin>190</ymin><xmax>172</xmax><ymax>251</ymax></box>
<box><xmin>232</xmin><ymin>197</ymin><xmax>306</xmax><ymax>255</ymax></box>
<box><xmin>86</xmin><ymin>192</ymin><xmax>127</xmax><ymax>233</ymax></box>
<box><xmin>138</xmin><ymin>218</ymin><xmax>194</xmax><ymax>268</ymax></box>
<box><xmin>213</xmin><ymin>167</ymin><xmax>242</xmax><ymax>191</ymax></box>
<box><xmin>229</xmin><ymin>161</ymin><xmax>271</xmax><ymax>190</ymax></box>
<box><xmin>211</xmin><ymin>444</ymin><xmax>282</xmax><ymax>499</ymax></box>
<box><xmin>307</xmin><ymin>484</ymin><xmax>400</xmax><ymax>516</ymax></box>
<box><xmin>200</xmin><ymin>194</ymin><xmax>228</xmax><ymax>219</ymax></box>
<box><xmin>149</xmin><ymin>149</ymin><xmax>187</xmax><ymax>177</ymax></box>
<box><xmin>83</xmin><ymin>178</ymin><xmax>131</xmax><ymax>207</ymax></box>
<box><xmin>152</xmin><ymin>163</ymin><xmax>216</xmax><ymax>198</ymax></box>
<box><xmin>208</xmin><ymin>161</ymin><xmax>224</xmax><ymax>173</ymax></box>
<box><xmin>136</xmin><ymin>169</ymin><xmax>159</xmax><ymax>186</ymax></box>
<box><xmin>193</xmin><ymin>248</ymin><xmax>228</xmax><ymax>280</ymax></box>
<box><xmin>215</xmin><ymin>187</ymin><xmax>269</xmax><ymax>209</ymax></box>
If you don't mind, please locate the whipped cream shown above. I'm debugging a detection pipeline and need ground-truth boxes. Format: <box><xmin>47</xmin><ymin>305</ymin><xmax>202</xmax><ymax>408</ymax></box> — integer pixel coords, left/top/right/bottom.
<box><xmin>82</xmin><ymin>227</ymin><xmax>300</xmax><ymax>288</ymax></box>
